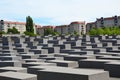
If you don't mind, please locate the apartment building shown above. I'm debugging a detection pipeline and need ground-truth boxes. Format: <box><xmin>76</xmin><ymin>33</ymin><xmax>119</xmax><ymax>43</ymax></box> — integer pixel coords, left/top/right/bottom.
<box><xmin>36</xmin><ymin>21</ymin><xmax>86</xmax><ymax>35</ymax></box>
<box><xmin>54</xmin><ymin>25</ymin><xmax>68</xmax><ymax>34</ymax></box>
<box><xmin>86</xmin><ymin>15</ymin><xmax>120</xmax><ymax>32</ymax></box>
<box><xmin>0</xmin><ymin>20</ymin><xmax>37</xmax><ymax>34</ymax></box>
<box><xmin>86</xmin><ymin>22</ymin><xmax>96</xmax><ymax>32</ymax></box>
<box><xmin>54</xmin><ymin>21</ymin><xmax>86</xmax><ymax>35</ymax></box>
<box><xmin>36</xmin><ymin>26</ymin><xmax>54</xmax><ymax>35</ymax></box>
<box><xmin>69</xmin><ymin>21</ymin><xmax>86</xmax><ymax>35</ymax></box>
<box><xmin>35</xmin><ymin>25</ymin><xmax>41</xmax><ymax>34</ymax></box>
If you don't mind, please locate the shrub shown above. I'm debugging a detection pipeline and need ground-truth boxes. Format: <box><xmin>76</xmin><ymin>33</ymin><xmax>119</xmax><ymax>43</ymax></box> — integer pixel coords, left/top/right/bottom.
<box><xmin>0</xmin><ymin>31</ymin><xmax>5</xmax><ymax>35</ymax></box>
<box><xmin>24</xmin><ymin>31</ymin><xmax>37</xmax><ymax>36</ymax></box>
<box><xmin>88</xmin><ymin>28</ymin><xmax>97</xmax><ymax>35</ymax></box>
<box><xmin>96</xmin><ymin>28</ymin><xmax>104</xmax><ymax>35</ymax></box>
<box><xmin>7</xmin><ymin>27</ymin><xmax>20</xmax><ymax>34</ymax></box>
<box><xmin>44</xmin><ymin>28</ymin><xmax>59</xmax><ymax>36</ymax></box>
<box><xmin>89</xmin><ymin>26</ymin><xmax>120</xmax><ymax>35</ymax></box>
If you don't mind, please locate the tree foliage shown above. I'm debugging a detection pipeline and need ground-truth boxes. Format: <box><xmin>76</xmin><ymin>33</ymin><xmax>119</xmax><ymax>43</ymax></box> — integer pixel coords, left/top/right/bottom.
<box><xmin>26</xmin><ymin>16</ymin><xmax>34</xmax><ymax>33</ymax></box>
<box><xmin>96</xmin><ymin>28</ymin><xmax>104</xmax><ymax>35</ymax></box>
<box><xmin>44</xmin><ymin>28</ymin><xmax>59</xmax><ymax>36</ymax></box>
<box><xmin>0</xmin><ymin>31</ymin><xmax>5</xmax><ymax>35</ymax></box>
<box><xmin>88</xmin><ymin>28</ymin><xmax>97</xmax><ymax>35</ymax></box>
<box><xmin>24</xmin><ymin>31</ymin><xmax>36</xmax><ymax>36</ymax></box>
<box><xmin>88</xmin><ymin>26</ymin><xmax>120</xmax><ymax>35</ymax></box>
<box><xmin>74</xmin><ymin>30</ymin><xmax>79</xmax><ymax>36</ymax></box>
<box><xmin>7</xmin><ymin>27</ymin><xmax>20</xmax><ymax>34</ymax></box>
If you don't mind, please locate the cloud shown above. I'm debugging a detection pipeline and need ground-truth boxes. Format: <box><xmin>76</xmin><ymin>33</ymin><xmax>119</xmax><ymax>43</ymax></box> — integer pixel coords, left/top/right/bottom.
<box><xmin>0</xmin><ymin>0</ymin><xmax>120</xmax><ymax>25</ymax></box>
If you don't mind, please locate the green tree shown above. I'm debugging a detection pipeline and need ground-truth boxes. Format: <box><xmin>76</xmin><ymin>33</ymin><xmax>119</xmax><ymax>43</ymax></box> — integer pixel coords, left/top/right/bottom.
<box><xmin>7</xmin><ymin>27</ymin><xmax>20</xmax><ymax>34</ymax></box>
<box><xmin>103</xmin><ymin>27</ymin><xmax>110</xmax><ymax>35</ymax></box>
<box><xmin>74</xmin><ymin>30</ymin><xmax>79</xmax><ymax>36</ymax></box>
<box><xmin>96</xmin><ymin>28</ymin><xmax>104</xmax><ymax>35</ymax></box>
<box><xmin>44</xmin><ymin>28</ymin><xmax>53</xmax><ymax>36</ymax></box>
<box><xmin>116</xmin><ymin>27</ymin><xmax>120</xmax><ymax>35</ymax></box>
<box><xmin>24</xmin><ymin>31</ymin><xmax>36</xmax><ymax>36</ymax></box>
<box><xmin>0</xmin><ymin>31</ymin><xmax>5</xmax><ymax>35</ymax></box>
<box><xmin>88</xmin><ymin>28</ymin><xmax>97</xmax><ymax>35</ymax></box>
<box><xmin>88</xmin><ymin>26</ymin><xmax>120</xmax><ymax>36</ymax></box>
<box><xmin>26</xmin><ymin>16</ymin><xmax>34</xmax><ymax>33</ymax></box>
<box><xmin>44</xmin><ymin>28</ymin><xmax>59</xmax><ymax>36</ymax></box>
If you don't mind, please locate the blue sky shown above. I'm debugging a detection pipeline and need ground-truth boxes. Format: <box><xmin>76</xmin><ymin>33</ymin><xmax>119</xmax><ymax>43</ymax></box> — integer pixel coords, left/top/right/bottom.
<box><xmin>0</xmin><ymin>0</ymin><xmax>120</xmax><ymax>26</ymax></box>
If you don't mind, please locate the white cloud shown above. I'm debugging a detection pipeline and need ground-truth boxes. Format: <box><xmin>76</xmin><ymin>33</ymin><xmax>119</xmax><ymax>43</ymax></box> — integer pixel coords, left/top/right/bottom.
<box><xmin>0</xmin><ymin>0</ymin><xmax>120</xmax><ymax>25</ymax></box>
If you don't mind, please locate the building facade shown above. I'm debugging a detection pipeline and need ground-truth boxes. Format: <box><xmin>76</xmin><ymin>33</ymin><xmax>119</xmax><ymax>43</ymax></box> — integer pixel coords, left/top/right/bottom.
<box><xmin>0</xmin><ymin>20</ymin><xmax>37</xmax><ymax>34</ymax></box>
<box><xmin>69</xmin><ymin>21</ymin><xmax>86</xmax><ymax>35</ymax></box>
<box><xmin>36</xmin><ymin>26</ymin><xmax>54</xmax><ymax>35</ymax></box>
<box><xmin>86</xmin><ymin>22</ymin><xmax>96</xmax><ymax>32</ymax></box>
<box><xmin>54</xmin><ymin>25</ymin><xmax>68</xmax><ymax>35</ymax></box>
<box><xmin>86</xmin><ymin>15</ymin><xmax>120</xmax><ymax>32</ymax></box>
<box><xmin>36</xmin><ymin>21</ymin><xmax>86</xmax><ymax>35</ymax></box>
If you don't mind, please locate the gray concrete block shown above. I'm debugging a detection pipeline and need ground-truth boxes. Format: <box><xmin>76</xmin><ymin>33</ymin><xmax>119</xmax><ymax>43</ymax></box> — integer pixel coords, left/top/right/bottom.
<box><xmin>47</xmin><ymin>60</ymin><xmax>78</xmax><ymax>68</ymax></box>
<box><xmin>0</xmin><ymin>56</ymin><xmax>21</xmax><ymax>61</ymax></box>
<box><xmin>18</xmin><ymin>54</ymin><xmax>39</xmax><ymax>59</ymax></box>
<box><xmin>104</xmin><ymin>62</ymin><xmax>120</xmax><ymax>77</ymax></box>
<box><xmin>64</xmin><ymin>55</ymin><xmax>95</xmax><ymax>61</ymax></box>
<box><xmin>98</xmin><ymin>56</ymin><xmax>120</xmax><ymax>60</ymax></box>
<box><xmin>0</xmin><ymin>71</ymin><xmax>37</xmax><ymax>80</ymax></box>
<box><xmin>79</xmin><ymin>59</ymin><xmax>112</xmax><ymax>69</ymax></box>
<box><xmin>37</xmin><ymin>67</ymin><xmax>109</xmax><ymax>80</ymax></box>
<box><xmin>0</xmin><ymin>61</ymin><xmax>22</xmax><ymax>67</ymax></box>
<box><xmin>23</xmin><ymin>59</ymin><xmax>45</xmax><ymax>62</ymax></box>
<box><xmin>0</xmin><ymin>67</ymin><xmax>27</xmax><ymax>73</ymax></box>
<box><xmin>22</xmin><ymin>62</ymin><xmax>56</xmax><ymax>68</ymax></box>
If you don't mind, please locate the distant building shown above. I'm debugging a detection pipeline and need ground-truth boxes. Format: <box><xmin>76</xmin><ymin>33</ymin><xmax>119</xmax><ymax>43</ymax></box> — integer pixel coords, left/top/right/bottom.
<box><xmin>86</xmin><ymin>15</ymin><xmax>120</xmax><ymax>32</ymax></box>
<box><xmin>0</xmin><ymin>20</ymin><xmax>37</xmax><ymax>34</ymax></box>
<box><xmin>36</xmin><ymin>26</ymin><xmax>54</xmax><ymax>35</ymax></box>
<box><xmin>36</xmin><ymin>21</ymin><xmax>86</xmax><ymax>35</ymax></box>
<box><xmin>35</xmin><ymin>25</ymin><xmax>41</xmax><ymax>34</ymax></box>
<box><xmin>69</xmin><ymin>21</ymin><xmax>86</xmax><ymax>35</ymax></box>
<box><xmin>0</xmin><ymin>20</ymin><xmax>4</xmax><ymax>31</ymax></box>
<box><xmin>54</xmin><ymin>21</ymin><xmax>86</xmax><ymax>35</ymax></box>
<box><xmin>86</xmin><ymin>22</ymin><xmax>96</xmax><ymax>32</ymax></box>
<box><xmin>54</xmin><ymin>25</ymin><xmax>68</xmax><ymax>34</ymax></box>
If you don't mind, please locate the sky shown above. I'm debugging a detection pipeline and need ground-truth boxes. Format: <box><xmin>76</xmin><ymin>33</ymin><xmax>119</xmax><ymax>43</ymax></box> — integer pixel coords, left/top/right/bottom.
<box><xmin>0</xmin><ymin>0</ymin><xmax>120</xmax><ymax>26</ymax></box>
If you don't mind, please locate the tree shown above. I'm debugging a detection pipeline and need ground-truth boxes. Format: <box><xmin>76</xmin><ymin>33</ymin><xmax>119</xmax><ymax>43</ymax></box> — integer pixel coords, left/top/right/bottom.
<box><xmin>96</xmin><ymin>28</ymin><xmax>104</xmax><ymax>35</ymax></box>
<box><xmin>74</xmin><ymin>30</ymin><xmax>78</xmax><ymax>35</ymax></box>
<box><xmin>44</xmin><ymin>28</ymin><xmax>53</xmax><ymax>36</ymax></box>
<box><xmin>103</xmin><ymin>27</ymin><xmax>111</xmax><ymax>35</ymax></box>
<box><xmin>0</xmin><ymin>31</ymin><xmax>5</xmax><ymax>35</ymax></box>
<box><xmin>88</xmin><ymin>28</ymin><xmax>97</xmax><ymax>35</ymax></box>
<box><xmin>44</xmin><ymin>28</ymin><xmax>59</xmax><ymax>36</ymax></box>
<box><xmin>26</xmin><ymin>16</ymin><xmax>34</xmax><ymax>33</ymax></box>
<box><xmin>7</xmin><ymin>27</ymin><xmax>20</xmax><ymax>34</ymax></box>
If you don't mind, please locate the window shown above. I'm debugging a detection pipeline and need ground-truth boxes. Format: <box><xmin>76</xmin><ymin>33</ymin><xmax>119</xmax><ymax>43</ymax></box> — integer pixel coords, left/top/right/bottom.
<box><xmin>7</xmin><ymin>23</ymin><xmax>10</xmax><ymax>27</ymax></box>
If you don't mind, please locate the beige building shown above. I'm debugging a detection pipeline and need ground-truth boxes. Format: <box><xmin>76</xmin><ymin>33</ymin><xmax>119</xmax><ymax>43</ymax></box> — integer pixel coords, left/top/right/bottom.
<box><xmin>54</xmin><ymin>21</ymin><xmax>86</xmax><ymax>35</ymax></box>
<box><xmin>3</xmin><ymin>21</ymin><xmax>26</xmax><ymax>34</ymax></box>
<box><xmin>69</xmin><ymin>21</ymin><xmax>86</xmax><ymax>35</ymax></box>
<box><xmin>0</xmin><ymin>20</ymin><xmax>37</xmax><ymax>34</ymax></box>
